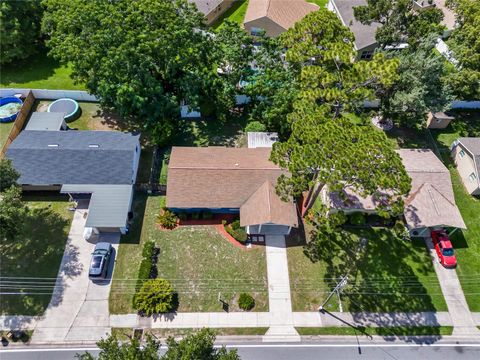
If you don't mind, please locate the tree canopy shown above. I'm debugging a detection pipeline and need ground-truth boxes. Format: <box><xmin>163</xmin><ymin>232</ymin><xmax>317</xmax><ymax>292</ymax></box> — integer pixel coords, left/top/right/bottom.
<box><xmin>42</xmin><ymin>0</ymin><xmax>218</xmax><ymax>144</ymax></box>
<box><xmin>0</xmin><ymin>185</ymin><xmax>27</xmax><ymax>241</ymax></box>
<box><xmin>0</xmin><ymin>159</ymin><xmax>20</xmax><ymax>192</ymax></box>
<box><xmin>354</xmin><ymin>0</ymin><xmax>444</xmax><ymax>47</ymax></box>
<box><xmin>0</xmin><ymin>0</ymin><xmax>43</xmax><ymax>65</ymax></box>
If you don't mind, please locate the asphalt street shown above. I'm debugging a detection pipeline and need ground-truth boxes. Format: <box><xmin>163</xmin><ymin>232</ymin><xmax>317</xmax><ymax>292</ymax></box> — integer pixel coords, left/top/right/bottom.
<box><xmin>2</xmin><ymin>343</ymin><xmax>480</xmax><ymax>360</ymax></box>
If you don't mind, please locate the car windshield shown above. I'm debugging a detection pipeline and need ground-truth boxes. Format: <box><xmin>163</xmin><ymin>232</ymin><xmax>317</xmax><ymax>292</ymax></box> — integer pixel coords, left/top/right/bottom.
<box><xmin>442</xmin><ymin>248</ymin><xmax>454</xmax><ymax>257</ymax></box>
<box><xmin>91</xmin><ymin>255</ymin><xmax>103</xmax><ymax>268</ymax></box>
<box><xmin>94</xmin><ymin>249</ymin><xmax>108</xmax><ymax>255</ymax></box>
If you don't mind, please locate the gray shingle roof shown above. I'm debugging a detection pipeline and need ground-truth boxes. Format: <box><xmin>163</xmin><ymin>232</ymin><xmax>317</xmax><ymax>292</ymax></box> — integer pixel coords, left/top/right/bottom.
<box><xmin>6</xmin><ymin>130</ymin><xmax>139</xmax><ymax>185</ymax></box>
<box><xmin>331</xmin><ymin>0</ymin><xmax>379</xmax><ymax>51</ymax></box>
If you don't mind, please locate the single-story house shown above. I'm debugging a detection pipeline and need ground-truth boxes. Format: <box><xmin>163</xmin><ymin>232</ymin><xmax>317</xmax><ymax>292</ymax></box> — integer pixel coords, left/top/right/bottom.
<box><xmin>244</xmin><ymin>0</ymin><xmax>319</xmax><ymax>38</ymax></box>
<box><xmin>6</xmin><ymin>130</ymin><xmax>141</xmax><ymax>234</ymax></box>
<box><xmin>166</xmin><ymin>147</ymin><xmax>298</xmax><ymax>235</ymax></box>
<box><xmin>189</xmin><ymin>0</ymin><xmax>234</xmax><ymax>25</ymax></box>
<box><xmin>327</xmin><ymin>0</ymin><xmax>380</xmax><ymax>60</ymax></box>
<box><xmin>426</xmin><ymin>111</ymin><xmax>455</xmax><ymax>129</ymax></box>
<box><xmin>25</xmin><ymin>112</ymin><xmax>67</xmax><ymax>131</ymax></box>
<box><xmin>324</xmin><ymin>149</ymin><xmax>466</xmax><ymax>236</ymax></box>
<box><xmin>451</xmin><ymin>137</ymin><xmax>480</xmax><ymax>196</ymax></box>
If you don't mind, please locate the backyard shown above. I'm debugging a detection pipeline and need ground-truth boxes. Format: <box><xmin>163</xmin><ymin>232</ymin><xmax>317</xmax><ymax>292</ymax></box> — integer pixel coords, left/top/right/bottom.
<box><xmin>211</xmin><ymin>0</ymin><xmax>249</xmax><ymax>29</ymax></box>
<box><xmin>0</xmin><ymin>195</ymin><xmax>73</xmax><ymax>315</ymax></box>
<box><xmin>109</xmin><ymin>196</ymin><xmax>268</xmax><ymax>313</ymax></box>
<box><xmin>0</xmin><ymin>121</ymin><xmax>15</xmax><ymax>148</ymax></box>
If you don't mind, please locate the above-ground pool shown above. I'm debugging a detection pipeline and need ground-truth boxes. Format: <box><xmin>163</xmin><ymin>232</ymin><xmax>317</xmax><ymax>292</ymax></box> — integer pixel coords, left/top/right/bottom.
<box><xmin>48</xmin><ymin>98</ymin><xmax>80</xmax><ymax>122</ymax></box>
<box><xmin>0</xmin><ymin>97</ymin><xmax>23</xmax><ymax>123</ymax></box>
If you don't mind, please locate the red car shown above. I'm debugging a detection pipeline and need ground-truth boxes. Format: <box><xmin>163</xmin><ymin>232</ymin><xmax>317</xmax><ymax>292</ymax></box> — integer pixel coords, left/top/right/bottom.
<box><xmin>431</xmin><ymin>230</ymin><xmax>457</xmax><ymax>268</ymax></box>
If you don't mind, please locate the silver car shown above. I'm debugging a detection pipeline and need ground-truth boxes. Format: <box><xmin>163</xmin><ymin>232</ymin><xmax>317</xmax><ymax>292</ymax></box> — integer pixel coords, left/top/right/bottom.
<box><xmin>89</xmin><ymin>242</ymin><xmax>112</xmax><ymax>279</ymax></box>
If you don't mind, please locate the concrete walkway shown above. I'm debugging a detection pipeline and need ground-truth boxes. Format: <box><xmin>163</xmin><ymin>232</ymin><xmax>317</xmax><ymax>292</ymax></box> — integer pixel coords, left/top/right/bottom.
<box><xmin>425</xmin><ymin>238</ymin><xmax>480</xmax><ymax>336</ymax></box>
<box><xmin>31</xmin><ymin>204</ymin><xmax>120</xmax><ymax>344</ymax></box>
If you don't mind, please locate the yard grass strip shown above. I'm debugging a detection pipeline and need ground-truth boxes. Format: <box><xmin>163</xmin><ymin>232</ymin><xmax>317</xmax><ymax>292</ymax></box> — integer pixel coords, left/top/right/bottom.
<box><xmin>296</xmin><ymin>326</ymin><xmax>453</xmax><ymax>336</ymax></box>
<box><xmin>111</xmin><ymin>327</ymin><xmax>268</xmax><ymax>340</ymax></box>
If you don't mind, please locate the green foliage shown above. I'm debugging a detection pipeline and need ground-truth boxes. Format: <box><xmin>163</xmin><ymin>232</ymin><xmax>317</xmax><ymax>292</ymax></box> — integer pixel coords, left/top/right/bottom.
<box><xmin>163</xmin><ymin>328</ymin><xmax>240</xmax><ymax>360</ymax></box>
<box><xmin>0</xmin><ymin>0</ymin><xmax>43</xmax><ymax>65</ymax></box>
<box><xmin>157</xmin><ymin>209</ymin><xmax>178</xmax><ymax>229</ymax></box>
<box><xmin>354</xmin><ymin>0</ymin><xmax>444</xmax><ymax>48</ymax></box>
<box><xmin>393</xmin><ymin>220</ymin><xmax>409</xmax><ymax>239</ymax></box>
<box><xmin>349</xmin><ymin>212</ymin><xmax>366</xmax><ymax>226</ymax></box>
<box><xmin>225</xmin><ymin>222</ymin><xmax>248</xmax><ymax>243</ymax></box>
<box><xmin>238</xmin><ymin>293</ymin><xmax>255</xmax><ymax>311</ymax></box>
<box><xmin>0</xmin><ymin>186</ymin><xmax>27</xmax><ymax>241</ymax></box>
<box><xmin>202</xmin><ymin>210</ymin><xmax>213</xmax><ymax>220</ymax></box>
<box><xmin>0</xmin><ymin>159</ymin><xmax>20</xmax><ymax>192</ymax></box>
<box><xmin>134</xmin><ymin>279</ymin><xmax>175</xmax><ymax>315</ymax></box>
<box><xmin>245</xmin><ymin>121</ymin><xmax>267</xmax><ymax>133</ymax></box>
<box><xmin>178</xmin><ymin>212</ymin><xmax>188</xmax><ymax>221</ymax></box>
<box><xmin>76</xmin><ymin>334</ymin><xmax>160</xmax><ymax>360</ymax></box>
<box><xmin>231</xmin><ymin>220</ymin><xmax>241</xmax><ymax>230</ymax></box>
<box><xmin>134</xmin><ymin>240</ymin><xmax>157</xmax><ymax>305</ymax></box>
<box><xmin>191</xmin><ymin>212</ymin><xmax>200</xmax><ymax>220</ymax></box>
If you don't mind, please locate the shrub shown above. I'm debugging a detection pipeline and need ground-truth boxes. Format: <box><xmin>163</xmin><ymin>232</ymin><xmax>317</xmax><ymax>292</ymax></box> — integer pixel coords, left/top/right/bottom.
<box><xmin>245</xmin><ymin>121</ymin><xmax>266</xmax><ymax>133</ymax></box>
<box><xmin>238</xmin><ymin>293</ymin><xmax>255</xmax><ymax>311</ymax></box>
<box><xmin>191</xmin><ymin>212</ymin><xmax>200</xmax><ymax>220</ymax></box>
<box><xmin>178</xmin><ymin>212</ymin><xmax>187</xmax><ymax>221</ymax></box>
<box><xmin>157</xmin><ymin>209</ymin><xmax>178</xmax><ymax>229</ymax></box>
<box><xmin>225</xmin><ymin>224</ymin><xmax>248</xmax><ymax>243</ymax></box>
<box><xmin>135</xmin><ymin>240</ymin><xmax>157</xmax><ymax>295</ymax></box>
<box><xmin>134</xmin><ymin>279</ymin><xmax>175</xmax><ymax>315</ymax></box>
<box><xmin>349</xmin><ymin>212</ymin><xmax>366</xmax><ymax>225</ymax></box>
<box><xmin>231</xmin><ymin>220</ymin><xmax>241</xmax><ymax>230</ymax></box>
<box><xmin>393</xmin><ymin>220</ymin><xmax>409</xmax><ymax>239</ymax></box>
<box><xmin>202</xmin><ymin>210</ymin><xmax>213</xmax><ymax>220</ymax></box>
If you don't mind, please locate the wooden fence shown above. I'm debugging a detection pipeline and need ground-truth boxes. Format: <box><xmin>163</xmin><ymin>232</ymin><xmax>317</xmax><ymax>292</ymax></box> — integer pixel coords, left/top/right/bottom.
<box><xmin>0</xmin><ymin>91</ymin><xmax>36</xmax><ymax>159</ymax></box>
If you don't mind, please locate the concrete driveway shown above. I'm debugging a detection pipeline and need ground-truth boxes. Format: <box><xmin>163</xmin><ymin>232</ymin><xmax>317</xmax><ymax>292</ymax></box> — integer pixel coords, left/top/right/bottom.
<box><xmin>32</xmin><ymin>202</ymin><xmax>120</xmax><ymax>344</ymax></box>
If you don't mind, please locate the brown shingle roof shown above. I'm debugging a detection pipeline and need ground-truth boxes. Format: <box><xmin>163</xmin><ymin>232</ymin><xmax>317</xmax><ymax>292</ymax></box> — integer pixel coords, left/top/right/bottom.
<box><xmin>240</xmin><ymin>181</ymin><xmax>298</xmax><ymax>227</ymax></box>
<box><xmin>244</xmin><ymin>0</ymin><xmax>319</xmax><ymax>31</ymax></box>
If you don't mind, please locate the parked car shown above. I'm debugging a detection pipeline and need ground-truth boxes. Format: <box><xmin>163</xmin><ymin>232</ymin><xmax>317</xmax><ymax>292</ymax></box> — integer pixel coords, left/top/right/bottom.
<box><xmin>431</xmin><ymin>230</ymin><xmax>457</xmax><ymax>268</ymax></box>
<box><xmin>89</xmin><ymin>242</ymin><xmax>112</xmax><ymax>279</ymax></box>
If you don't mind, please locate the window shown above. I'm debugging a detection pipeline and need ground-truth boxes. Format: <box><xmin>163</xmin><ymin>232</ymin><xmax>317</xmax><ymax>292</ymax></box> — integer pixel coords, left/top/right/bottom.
<box><xmin>459</xmin><ymin>149</ymin><xmax>465</xmax><ymax>158</ymax></box>
<box><xmin>469</xmin><ymin>172</ymin><xmax>477</xmax><ymax>182</ymax></box>
<box><xmin>250</xmin><ymin>27</ymin><xmax>263</xmax><ymax>36</ymax></box>
<box><xmin>360</xmin><ymin>50</ymin><xmax>374</xmax><ymax>60</ymax></box>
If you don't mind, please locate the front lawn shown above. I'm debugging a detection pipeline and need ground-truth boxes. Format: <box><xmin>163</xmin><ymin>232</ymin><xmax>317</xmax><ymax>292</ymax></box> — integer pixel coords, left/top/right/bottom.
<box><xmin>0</xmin><ymin>50</ymin><xmax>84</xmax><ymax>90</ymax></box>
<box><xmin>211</xmin><ymin>0</ymin><xmax>249</xmax><ymax>29</ymax></box>
<box><xmin>296</xmin><ymin>326</ymin><xmax>453</xmax><ymax>336</ymax></box>
<box><xmin>0</xmin><ymin>195</ymin><xmax>73</xmax><ymax>315</ymax></box>
<box><xmin>288</xmin><ymin>227</ymin><xmax>447</xmax><ymax>312</ymax></box>
<box><xmin>110</xmin><ymin>196</ymin><xmax>268</xmax><ymax>313</ymax></box>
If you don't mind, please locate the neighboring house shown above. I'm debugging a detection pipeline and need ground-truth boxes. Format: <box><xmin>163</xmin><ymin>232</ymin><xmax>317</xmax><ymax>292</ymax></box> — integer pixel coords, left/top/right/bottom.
<box><xmin>243</xmin><ymin>0</ymin><xmax>319</xmax><ymax>38</ymax></box>
<box><xmin>452</xmin><ymin>138</ymin><xmax>480</xmax><ymax>196</ymax></box>
<box><xmin>6</xmin><ymin>130</ymin><xmax>141</xmax><ymax>234</ymax></box>
<box><xmin>166</xmin><ymin>147</ymin><xmax>298</xmax><ymax>235</ymax></box>
<box><xmin>323</xmin><ymin>149</ymin><xmax>466</xmax><ymax>236</ymax></box>
<box><xmin>327</xmin><ymin>0</ymin><xmax>380</xmax><ymax>60</ymax></box>
<box><xmin>426</xmin><ymin>111</ymin><xmax>455</xmax><ymax>129</ymax></box>
<box><xmin>413</xmin><ymin>0</ymin><xmax>456</xmax><ymax>33</ymax></box>
<box><xmin>189</xmin><ymin>0</ymin><xmax>234</xmax><ymax>25</ymax></box>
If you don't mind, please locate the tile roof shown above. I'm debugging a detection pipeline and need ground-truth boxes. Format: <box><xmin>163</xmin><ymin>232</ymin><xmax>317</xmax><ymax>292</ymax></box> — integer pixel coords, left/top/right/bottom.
<box><xmin>189</xmin><ymin>0</ymin><xmax>224</xmax><ymax>15</ymax></box>
<box><xmin>244</xmin><ymin>0</ymin><xmax>319</xmax><ymax>31</ymax></box>
<box><xmin>6</xmin><ymin>130</ymin><xmax>139</xmax><ymax>185</ymax></box>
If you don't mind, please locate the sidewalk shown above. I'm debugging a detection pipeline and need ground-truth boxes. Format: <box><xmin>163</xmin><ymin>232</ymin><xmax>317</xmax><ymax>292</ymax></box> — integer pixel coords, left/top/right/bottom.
<box><xmin>425</xmin><ymin>238</ymin><xmax>480</xmax><ymax>336</ymax></box>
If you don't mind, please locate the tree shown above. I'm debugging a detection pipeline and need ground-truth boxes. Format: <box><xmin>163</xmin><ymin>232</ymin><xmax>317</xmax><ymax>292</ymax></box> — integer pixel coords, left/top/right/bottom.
<box><xmin>134</xmin><ymin>279</ymin><xmax>175</xmax><ymax>315</ymax></box>
<box><xmin>42</xmin><ymin>0</ymin><xmax>217</xmax><ymax>144</ymax></box>
<box><xmin>353</xmin><ymin>0</ymin><xmax>444</xmax><ymax>47</ymax></box>
<box><xmin>0</xmin><ymin>0</ymin><xmax>43</xmax><ymax>65</ymax></box>
<box><xmin>380</xmin><ymin>35</ymin><xmax>454</xmax><ymax>127</ymax></box>
<box><xmin>76</xmin><ymin>334</ymin><xmax>160</xmax><ymax>360</ymax></box>
<box><xmin>445</xmin><ymin>0</ymin><xmax>480</xmax><ymax>99</ymax></box>
<box><xmin>0</xmin><ymin>185</ymin><xmax>27</xmax><ymax>241</ymax></box>
<box><xmin>162</xmin><ymin>329</ymin><xmax>240</xmax><ymax>360</ymax></box>
<box><xmin>0</xmin><ymin>159</ymin><xmax>20</xmax><ymax>192</ymax></box>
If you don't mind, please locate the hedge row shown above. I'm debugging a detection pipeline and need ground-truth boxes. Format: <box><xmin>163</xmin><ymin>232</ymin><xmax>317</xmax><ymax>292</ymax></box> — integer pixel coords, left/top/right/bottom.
<box><xmin>224</xmin><ymin>220</ymin><xmax>248</xmax><ymax>243</ymax></box>
<box><xmin>134</xmin><ymin>240</ymin><xmax>158</xmax><ymax>305</ymax></box>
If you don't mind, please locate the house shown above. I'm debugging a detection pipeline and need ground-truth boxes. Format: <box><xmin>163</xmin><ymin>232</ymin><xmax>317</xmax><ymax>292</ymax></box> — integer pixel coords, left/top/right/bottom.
<box><xmin>327</xmin><ymin>0</ymin><xmax>380</xmax><ymax>60</ymax></box>
<box><xmin>166</xmin><ymin>147</ymin><xmax>298</xmax><ymax>235</ymax></box>
<box><xmin>413</xmin><ymin>0</ymin><xmax>456</xmax><ymax>33</ymax></box>
<box><xmin>323</xmin><ymin>149</ymin><xmax>466</xmax><ymax>236</ymax></box>
<box><xmin>247</xmin><ymin>131</ymin><xmax>279</xmax><ymax>148</ymax></box>
<box><xmin>243</xmin><ymin>0</ymin><xmax>319</xmax><ymax>38</ymax></box>
<box><xmin>426</xmin><ymin>111</ymin><xmax>455</xmax><ymax>129</ymax></box>
<box><xmin>6</xmin><ymin>130</ymin><xmax>141</xmax><ymax>234</ymax></box>
<box><xmin>189</xmin><ymin>0</ymin><xmax>234</xmax><ymax>25</ymax></box>
<box><xmin>452</xmin><ymin>138</ymin><xmax>480</xmax><ymax>196</ymax></box>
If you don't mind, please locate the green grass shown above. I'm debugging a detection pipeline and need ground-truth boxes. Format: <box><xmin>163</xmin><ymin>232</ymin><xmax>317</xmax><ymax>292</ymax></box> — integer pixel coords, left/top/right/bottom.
<box><xmin>431</xmin><ymin>110</ymin><xmax>480</xmax><ymax>149</ymax></box>
<box><xmin>112</xmin><ymin>327</ymin><xmax>268</xmax><ymax>340</ymax></box>
<box><xmin>288</xmin><ymin>227</ymin><xmax>447</xmax><ymax>312</ymax></box>
<box><xmin>0</xmin><ymin>50</ymin><xmax>84</xmax><ymax>90</ymax></box>
<box><xmin>308</xmin><ymin>0</ymin><xmax>329</xmax><ymax>7</ymax></box>
<box><xmin>0</xmin><ymin>121</ymin><xmax>15</xmax><ymax>148</ymax></box>
<box><xmin>0</xmin><ymin>195</ymin><xmax>73</xmax><ymax>315</ymax></box>
<box><xmin>211</xmin><ymin>0</ymin><xmax>249</xmax><ymax>30</ymax></box>
<box><xmin>110</xmin><ymin>196</ymin><xmax>268</xmax><ymax>313</ymax></box>
<box><xmin>296</xmin><ymin>326</ymin><xmax>453</xmax><ymax>336</ymax></box>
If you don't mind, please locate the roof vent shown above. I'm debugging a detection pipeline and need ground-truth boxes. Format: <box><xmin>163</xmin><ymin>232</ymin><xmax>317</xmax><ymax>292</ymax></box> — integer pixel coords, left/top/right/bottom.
<box><xmin>88</xmin><ymin>144</ymin><xmax>99</xmax><ymax>148</ymax></box>
<box><xmin>47</xmin><ymin>144</ymin><xmax>59</xmax><ymax>148</ymax></box>
<box><xmin>234</xmin><ymin>163</ymin><xmax>239</xmax><ymax>166</ymax></box>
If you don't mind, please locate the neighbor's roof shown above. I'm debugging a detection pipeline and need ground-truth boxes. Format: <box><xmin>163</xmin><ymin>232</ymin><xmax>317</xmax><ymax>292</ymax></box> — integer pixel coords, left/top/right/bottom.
<box><xmin>167</xmin><ymin>147</ymin><xmax>298</xmax><ymax>227</ymax></box>
<box><xmin>240</xmin><ymin>181</ymin><xmax>298</xmax><ymax>227</ymax></box>
<box><xmin>398</xmin><ymin>149</ymin><xmax>466</xmax><ymax>230</ymax></box>
<box><xmin>61</xmin><ymin>184</ymin><xmax>133</xmax><ymax>228</ymax></box>
<box><xmin>244</xmin><ymin>0</ymin><xmax>319</xmax><ymax>31</ymax></box>
<box><xmin>6</xmin><ymin>130</ymin><xmax>139</xmax><ymax>185</ymax></box>
<box><xmin>25</xmin><ymin>112</ymin><xmax>65</xmax><ymax>131</ymax></box>
<box><xmin>189</xmin><ymin>0</ymin><xmax>224</xmax><ymax>15</ymax></box>
<box><xmin>330</xmin><ymin>0</ymin><xmax>379</xmax><ymax>51</ymax></box>
<box><xmin>457</xmin><ymin>137</ymin><xmax>480</xmax><ymax>183</ymax></box>
<box><xmin>247</xmin><ymin>132</ymin><xmax>279</xmax><ymax>148</ymax></box>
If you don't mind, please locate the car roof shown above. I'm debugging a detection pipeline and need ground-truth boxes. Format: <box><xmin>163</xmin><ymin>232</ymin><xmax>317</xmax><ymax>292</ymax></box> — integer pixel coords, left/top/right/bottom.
<box><xmin>440</xmin><ymin>239</ymin><xmax>453</xmax><ymax>248</ymax></box>
<box><xmin>94</xmin><ymin>242</ymin><xmax>111</xmax><ymax>251</ymax></box>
